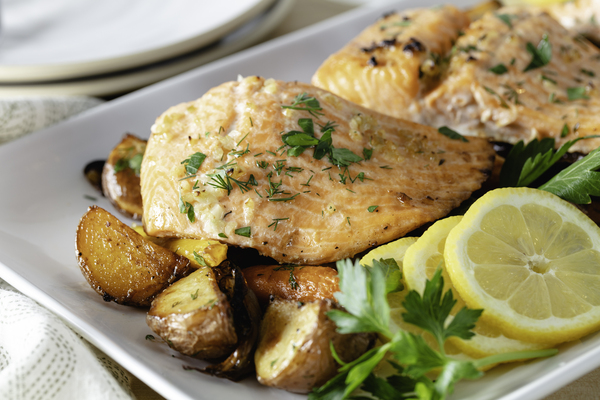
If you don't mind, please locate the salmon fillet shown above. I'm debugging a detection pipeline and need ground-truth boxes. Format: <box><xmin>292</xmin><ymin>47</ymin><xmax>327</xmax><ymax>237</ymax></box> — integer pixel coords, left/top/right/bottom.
<box><xmin>141</xmin><ymin>77</ymin><xmax>494</xmax><ymax>265</ymax></box>
<box><xmin>312</xmin><ymin>5</ymin><xmax>469</xmax><ymax>120</ymax></box>
<box><xmin>312</xmin><ymin>6</ymin><xmax>600</xmax><ymax>153</ymax></box>
<box><xmin>546</xmin><ymin>0</ymin><xmax>600</xmax><ymax>45</ymax></box>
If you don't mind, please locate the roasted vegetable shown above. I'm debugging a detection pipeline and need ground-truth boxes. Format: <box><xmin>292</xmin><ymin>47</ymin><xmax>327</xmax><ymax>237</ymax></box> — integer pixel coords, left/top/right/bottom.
<box><xmin>146</xmin><ymin>266</ymin><xmax>238</xmax><ymax>359</ymax></box>
<box><xmin>148</xmin><ymin>261</ymin><xmax>261</xmax><ymax>381</ymax></box>
<box><xmin>242</xmin><ymin>265</ymin><xmax>339</xmax><ymax>309</ymax></box>
<box><xmin>102</xmin><ymin>133</ymin><xmax>146</xmax><ymax>220</ymax></box>
<box><xmin>254</xmin><ymin>298</ymin><xmax>374</xmax><ymax>393</ymax></box>
<box><xmin>133</xmin><ymin>225</ymin><xmax>227</xmax><ymax>268</ymax></box>
<box><xmin>83</xmin><ymin>160</ymin><xmax>105</xmax><ymax>194</ymax></box>
<box><xmin>75</xmin><ymin>206</ymin><xmax>191</xmax><ymax>307</ymax></box>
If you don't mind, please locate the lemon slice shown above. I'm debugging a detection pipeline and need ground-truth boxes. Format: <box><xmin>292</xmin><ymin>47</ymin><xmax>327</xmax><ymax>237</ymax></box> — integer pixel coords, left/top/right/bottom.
<box><xmin>445</xmin><ymin>187</ymin><xmax>600</xmax><ymax>344</ymax></box>
<box><xmin>403</xmin><ymin>216</ymin><xmax>546</xmax><ymax>358</ymax></box>
<box><xmin>360</xmin><ymin>236</ymin><xmax>477</xmax><ymax>363</ymax></box>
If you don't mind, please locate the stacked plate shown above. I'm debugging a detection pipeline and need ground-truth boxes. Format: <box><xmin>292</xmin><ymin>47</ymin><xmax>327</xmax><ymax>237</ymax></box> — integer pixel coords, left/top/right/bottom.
<box><xmin>0</xmin><ymin>0</ymin><xmax>294</xmax><ymax>97</ymax></box>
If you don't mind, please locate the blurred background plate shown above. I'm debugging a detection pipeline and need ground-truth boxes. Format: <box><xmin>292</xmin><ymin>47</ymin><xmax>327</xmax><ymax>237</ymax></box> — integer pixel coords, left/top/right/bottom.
<box><xmin>0</xmin><ymin>0</ymin><xmax>276</xmax><ymax>82</ymax></box>
<box><xmin>0</xmin><ymin>0</ymin><xmax>295</xmax><ymax>97</ymax></box>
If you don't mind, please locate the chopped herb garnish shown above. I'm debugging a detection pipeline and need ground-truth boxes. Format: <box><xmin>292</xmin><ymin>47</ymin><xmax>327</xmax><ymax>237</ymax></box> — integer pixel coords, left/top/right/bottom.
<box><xmin>218</xmin><ymin>233</ymin><xmax>228</xmax><ymax>239</ymax></box>
<box><xmin>181</xmin><ymin>152</ymin><xmax>207</xmax><ymax>176</ymax></box>
<box><xmin>567</xmin><ymin>86</ymin><xmax>590</xmax><ymax>101</ymax></box>
<box><xmin>178</xmin><ymin>189</ymin><xmax>195</xmax><ymax>222</ymax></box>
<box><xmin>523</xmin><ymin>34</ymin><xmax>552</xmax><ymax>72</ymax></box>
<box><xmin>561</xmin><ymin>123</ymin><xmax>569</xmax><ymax>138</ymax></box>
<box><xmin>282</xmin><ymin>92</ymin><xmax>324</xmax><ymax>118</ymax></box>
<box><xmin>368</xmin><ymin>205</ymin><xmax>379</xmax><ymax>212</ymax></box>
<box><xmin>274</xmin><ymin>265</ymin><xmax>299</xmax><ymax>290</ymax></box>
<box><xmin>363</xmin><ymin>147</ymin><xmax>373</xmax><ymax>160</ymax></box>
<box><xmin>145</xmin><ymin>335</ymin><xmax>155</xmax><ymax>341</ymax></box>
<box><xmin>581</xmin><ymin>68</ymin><xmax>595</xmax><ymax>77</ymax></box>
<box><xmin>268</xmin><ymin>217</ymin><xmax>289</xmax><ymax>231</ymax></box>
<box><xmin>483</xmin><ymin>86</ymin><xmax>509</xmax><ymax>108</ymax></box>
<box><xmin>541</xmin><ymin>74</ymin><xmax>557</xmax><ymax>85</ymax></box>
<box><xmin>496</xmin><ymin>13</ymin><xmax>515</xmax><ymax>28</ymax></box>
<box><xmin>190</xmin><ymin>289</ymin><xmax>199</xmax><ymax>300</ymax></box>
<box><xmin>268</xmin><ymin>193</ymin><xmax>300</xmax><ymax>202</ymax></box>
<box><xmin>347</xmin><ymin>216</ymin><xmax>351</xmax><ymax>226</ymax></box>
<box><xmin>115</xmin><ymin>148</ymin><xmax>144</xmax><ymax>176</ymax></box>
<box><xmin>438</xmin><ymin>126</ymin><xmax>469</xmax><ymax>142</ymax></box>
<box><xmin>193</xmin><ymin>251</ymin><xmax>208</xmax><ymax>267</ymax></box>
<box><xmin>301</xmin><ymin>174</ymin><xmax>314</xmax><ymax>187</ymax></box>
<box><xmin>380</xmin><ymin>165</ymin><xmax>392</xmax><ymax>169</ymax></box>
<box><xmin>501</xmin><ymin>84</ymin><xmax>521</xmax><ymax>105</ymax></box>
<box><xmin>84</xmin><ymin>194</ymin><xmax>97</xmax><ymax>201</ymax></box>
<box><xmin>235</xmin><ymin>226</ymin><xmax>251</xmax><ymax>238</ymax></box>
<box><xmin>489</xmin><ymin>63</ymin><xmax>508</xmax><ymax>75</ymax></box>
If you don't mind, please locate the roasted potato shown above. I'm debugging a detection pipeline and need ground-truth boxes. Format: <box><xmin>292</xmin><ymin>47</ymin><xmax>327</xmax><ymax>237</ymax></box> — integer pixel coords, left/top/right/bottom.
<box><xmin>148</xmin><ymin>261</ymin><xmax>261</xmax><ymax>381</ymax></box>
<box><xmin>133</xmin><ymin>225</ymin><xmax>227</xmax><ymax>268</ymax></box>
<box><xmin>255</xmin><ymin>298</ymin><xmax>374</xmax><ymax>393</ymax></box>
<box><xmin>242</xmin><ymin>265</ymin><xmax>339</xmax><ymax>308</ymax></box>
<box><xmin>75</xmin><ymin>206</ymin><xmax>191</xmax><ymax>307</ymax></box>
<box><xmin>102</xmin><ymin>133</ymin><xmax>146</xmax><ymax>220</ymax></box>
<box><xmin>146</xmin><ymin>266</ymin><xmax>238</xmax><ymax>359</ymax></box>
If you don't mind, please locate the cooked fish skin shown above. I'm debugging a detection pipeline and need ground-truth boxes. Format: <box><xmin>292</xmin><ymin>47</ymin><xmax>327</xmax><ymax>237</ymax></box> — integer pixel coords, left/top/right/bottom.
<box><xmin>418</xmin><ymin>7</ymin><xmax>600</xmax><ymax>153</ymax></box>
<box><xmin>313</xmin><ymin>6</ymin><xmax>600</xmax><ymax>154</ymax></box>
<box><xmin>311</xmin><ymin>5</ymin><xmax>469</xmax><ymax>119</ymax></box>
<box><xmin>141</xmin><ymin>77</ymin><xmax>494</xmax><ymax>265</ymax></box>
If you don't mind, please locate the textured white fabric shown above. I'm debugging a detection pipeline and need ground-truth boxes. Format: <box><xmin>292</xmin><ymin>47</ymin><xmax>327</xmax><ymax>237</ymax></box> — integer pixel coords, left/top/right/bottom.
<box><xmin>0</xmin><ymin>97</ymin><xmax>103</xmax><ymax>144</ymax></box>
<box><xmin>0</xmin><ymin>278</ymin><xmax>136</xmax><ymax>400</ymax></box>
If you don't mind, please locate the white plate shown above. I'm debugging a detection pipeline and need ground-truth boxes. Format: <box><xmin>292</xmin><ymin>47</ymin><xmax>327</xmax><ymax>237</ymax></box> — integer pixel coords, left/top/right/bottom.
<box><xmin>0</xmin><ymin>0</ymin><xmax>275</xmax><ymax>82</ymax></box>
<box><xmin>0</xmin><ymin>0</ymin><xmax>599</xmax><ymax>399</ymax></box>
<box><xmin>0</xmin><ymin>0</ymin><xmax>295</xmax><ymax>97</ymax></box>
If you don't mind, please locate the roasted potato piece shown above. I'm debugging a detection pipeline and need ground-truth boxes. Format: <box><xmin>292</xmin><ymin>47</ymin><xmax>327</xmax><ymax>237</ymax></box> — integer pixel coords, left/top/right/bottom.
<box><xmin>75</xmin><ymin>206</ymin><xmax>190</xmax><ymax>307</ymax></box>
<box><xmin>102</xmin><ymin>133</ymin><xmax>146</xmax><ymax>220</ymax></box>
<box><xmin>133</xmin><ymin>225</ymin><xmax>227</xmax><ymax>268</ymax></box>
<box><xmin>149</xmin><ymin>261</ymin><xmax>261</xmax><ymax>380</ymax></box>
<box><xmin>255</xmin><ymin>298</ymin><xmax>374</xmax><ymax>393</ymax></box>
<box><xmin>242</xmin><ymin>265</ymin><xmax>339</xmax><ymax>308</ymax></box>
<box><xmin>146</xmin><ymin>266</ymin><xmax>238</xmax><ymax>359</ymax></box>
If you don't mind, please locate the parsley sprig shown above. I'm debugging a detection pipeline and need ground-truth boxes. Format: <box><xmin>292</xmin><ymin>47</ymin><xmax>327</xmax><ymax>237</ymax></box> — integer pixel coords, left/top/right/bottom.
<box><xmin>311</xmin><ymin>260</ymin><xmax>557</xmax><ymax>400</ymax></box>
<box><xmin>499</xmin><ymin>135</ymin><xmax>600</xmax><ymax>201</ymax></box>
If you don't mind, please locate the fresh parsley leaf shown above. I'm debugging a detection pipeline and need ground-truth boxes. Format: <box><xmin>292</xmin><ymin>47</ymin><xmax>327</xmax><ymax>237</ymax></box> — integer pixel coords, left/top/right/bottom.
<box><xmin>363</xmin><ymin>147</ymin><xmax>373</xmax><ymax>161</ymax></box>
<box><xmin>234</xmin><ymin>226</ymin><xmax>251</xmax><ymax>237</ymax></box>
<box><xmin>489</xmin><ymin>63</ymin><xmax>508</xmax><ymax>75</ymax></box>
<box><xmin>434</xmin><ymin>359</ymin><xmax>482</xmax><ymax>397</ymax></box>
<box><xmin>495</xmin><ymin>13</ymin><xmax>515</xmax><ymax>28</ymax></box>
<box><xmin>539</xmin><ymin>145</ymin><xmax>600</xmax><ymax>203</ymax></box>
<box><xmin>218</xmin><ymin>233</ymin><xmax>228</xmax><ymax>238</ymax></box>
<box><xmin>499</xmin><ymin>136</ymin><xmax>600</xmax><ymax>187</ymax></box>
<box><xmin>178</xmin><ymin>189</ymin><xmax>195</xmax><ymax>223</ymax></box>
<box><xmin>181</xmin><ymin>152</ymin><xmax>207</xmax><ymax>176</ymax></box>
<box><xmin>567</xmin><ymin>86</ymin><xmax>589</xmax><ymax>101</ymax></box>
<box><xmin>314</xmin><ymin>130</ymin><xmax>333</xmax><ymax>160</ymax></box>
<box><xmin>402</xmin><ymin>269</ymin><xmax>482</xmax><ymax>349</ymax></box>
<box><xmin>281</xmin><ymin>131</ymin><xmax>319</xmax><ymax>147</ymax></box>
<box><xmin>282</xmin><ymin>92</ymin><xmax>324</xmax><ymax>118</ymax></box>
<box><xmin>438</xmin><ymin>126</ymin><xmax>469</xmax><ymax>142</ymax></box>
<box><xmin>128</xmin><ymin>153</ymin><xmax>144</xmax><ymax>175</ymax></box>
<box><xmin>371</xmin><ymin>258</ymin><xmax>403</xmax><ymax>294</ymax></box>
<box><xmin>484</xmin><ymin>86</ymin><xmax>509</xmax><ymax>108</ymax></box>
<box><xmin>330</xmin><ymin>148</ymin><xmax>363</xmax><ymax>167</ymax></box>
<box><xmin>298</xmin><ymin>118</ymin><xmax>315</xmax><ymax>135</ymax></box>
<box><xmin>327</xmin><ymin>259</ymin><xmax>391</xmax><ymax>336</ymax></box>
<box><xmin>523</xmin><ymin>34</ymin><xmax>551</xmax><ymax>72</ymax></box>
<box><xmin>368</xmin><ymin>205</ymin><xmax>378</xmax><ymax>212</ymax></box>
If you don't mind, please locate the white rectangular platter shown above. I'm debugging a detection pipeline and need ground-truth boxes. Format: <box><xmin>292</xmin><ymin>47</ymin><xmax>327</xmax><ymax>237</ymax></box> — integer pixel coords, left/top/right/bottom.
<box><xmin>1</xmin><ymin>0</ymin><xmax>600</xmax><ymax>399</ymax></box>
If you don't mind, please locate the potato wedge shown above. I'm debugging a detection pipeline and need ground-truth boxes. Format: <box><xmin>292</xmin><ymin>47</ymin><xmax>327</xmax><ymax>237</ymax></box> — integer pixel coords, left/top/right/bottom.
<box><xmin>75</xmin><ymin>206</ymin><xmax>190</xmax><ymax>307</ymax></box>
<box><xmin>148</xmin><ymin>261</ymin><xmax>262</xmax><ymax>380</ymax></box>
<box><xmin>146</xmin><ymin>266</ymin><xmax>238</xmax><ymax>359</ymax></box>
<box><xmin>242</xmin><ymin>265</ymin><xmax>339</xmax><ymax>308</ymax></box>
<box><xmin>133</xmin><ymin>225</ymin><xmax>227</xmax><ymax>268</ymax></box>
<box><xmin>102</xmin><ymin>133</ymin><xmax>146</xmax><ymax>220</ymax></box>
<box><xmin>255</xmin><ymin>298</ymin><xmax>374</xmax><ymax>393</ymax></box>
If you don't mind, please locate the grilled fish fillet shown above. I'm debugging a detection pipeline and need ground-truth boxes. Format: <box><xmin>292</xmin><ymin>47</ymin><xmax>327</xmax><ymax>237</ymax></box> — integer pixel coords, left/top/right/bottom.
<box><xmin>141</xmin><ymin>77</ymin><xmax>494</xmax><ymax>265</ymax></box>
<box><xmin>546</xmin><ymin>0</ymin><xmax>600</xmax><ymax>45</ymax></box>
<box><xmin>312</xmin><ymin>6</ymin><xmax>600</xmax><ymax>153</ymax></box>
<box><xmin>312</xmin><ymin>5</ymin><xmax>469</xmax><ymax>120</ymax></box>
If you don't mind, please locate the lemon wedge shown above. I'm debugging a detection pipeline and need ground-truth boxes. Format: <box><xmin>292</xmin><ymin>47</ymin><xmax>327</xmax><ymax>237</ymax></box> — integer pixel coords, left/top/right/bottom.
<box><xmin>445</xmin><ymin>187</ymin><xmax>600</xmax><ymax>344</ymax></box>
<box><xmin>403</xmin><ymin>216</ymin><xmax>546</xmax><ymax>358</ymax></box>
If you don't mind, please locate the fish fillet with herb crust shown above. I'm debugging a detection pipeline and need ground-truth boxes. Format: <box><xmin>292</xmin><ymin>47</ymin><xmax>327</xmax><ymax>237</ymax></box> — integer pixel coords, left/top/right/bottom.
<box><xmin>141</xmin><ymin>77</ymin><xmax>494</xmax><ymax>265</ymax></box>
<box><xmin>312</xmin><ymin>6</ymin><xmax>600</xmax><ymax>153</ymax></box>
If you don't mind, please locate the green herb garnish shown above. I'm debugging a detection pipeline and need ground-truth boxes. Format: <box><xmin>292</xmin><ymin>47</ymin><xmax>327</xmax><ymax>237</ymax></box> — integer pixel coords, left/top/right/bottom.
<box><xmin>193</xmin><ymin>251</ymin><xmax>208</xmax><ymax>267</ymax></box>
<box><xmin>489</xmin><ymin>63</ymin><xmax>508</xmax><ymax>75</ymax></box>
<box><xmin>368</xmin><ymin>205</ymin><xmax>379</xmax><ymax>212</ymax></box>
<box><xmin>438</xmin><ymin>126</ymin><xmax>469</xmax><ymax>142</ymax></box>
<box><xmin>234</xmin><ymin>226</ymin><xmax>251</xmax><ymax>238</ymax></box>
<box><xmin>282</xmin><ymin>92</ymin><xmax>324</xmax><ymax>118</ymax></box>
<box><xmin>495</xmin><ymin>13</ymin><xmax>515</xmax><ymax>28</ymax></box>
<box><xmin>181</xmin><ymin>152</ymin><xmax>206</xmax><ymax>176</ymax></box>
<box><xmin>273</xmin><ymin>265</ymin><xmax>299</xmax><ymax>290</ymax></box>
<box><xmin>567</xmin><ymin>86</ymin><xmax>590</xmax><ymax>101</ymax></box>
<box><xmin>523</xmin><ymin>34</ymin><xmax>551</xmax><ymax>72</ymax></box>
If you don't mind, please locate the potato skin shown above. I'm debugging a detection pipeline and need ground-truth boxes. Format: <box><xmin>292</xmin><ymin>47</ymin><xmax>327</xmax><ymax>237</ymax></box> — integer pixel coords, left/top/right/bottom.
<box><xmin>75</xmin><ymin>206</ymin><xmax>190</xmax><ymax>307</ymax></box>
<box><xmin>147</xmin><ymin>267</ymin><xmax>237</xmax><ymax>359</ymax></box>
<box><xmin>255</xmin><ymin>299</ymin><xmax>374</xmax><ymax>393</ymax></box>
<box><xmin>242</xmin><ymin>265</ymin><xmax>339</xmax><ymax>308</ymax></box>
<box><xmin>102</xmin><ymin>133</ymin><xmax>146</xmax><ymax>220</ymax></box>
